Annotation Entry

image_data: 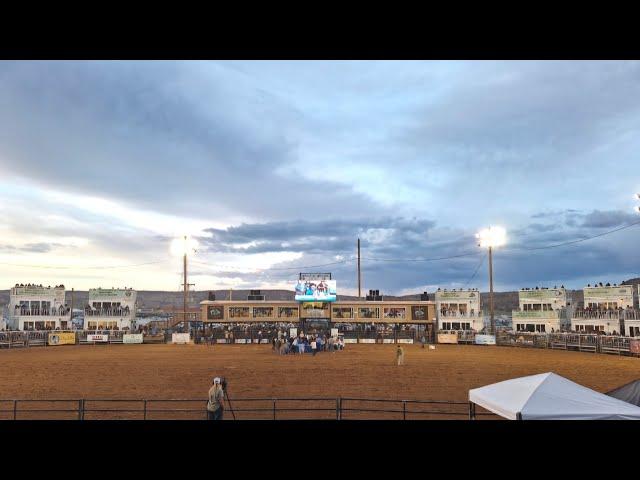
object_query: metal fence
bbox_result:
[496,332,638,356]
[0,397,498,420]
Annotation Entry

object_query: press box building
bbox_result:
[83,287,137,330]
[435,288,484,331]
[512,287,568,333]
[571,284,635,334]
[8,284,70,330]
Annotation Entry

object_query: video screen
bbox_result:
[294,279,337,302]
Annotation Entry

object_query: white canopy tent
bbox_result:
[468,372,640,420]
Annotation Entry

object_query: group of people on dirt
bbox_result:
[272,332,344,355]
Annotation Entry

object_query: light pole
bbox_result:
[476,226,507,335]
[635,193,640,213]
[170,235,198,336]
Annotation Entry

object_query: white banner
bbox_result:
[397,339,414,344]
[123,334,143,344]
[235,338,247,344]
[344,338,358,343]
[87,334,108,342]
[289,328,297,338]
[383,338,395,344]
[475,334,496,345]
[359,338,375,343]
[216,339,227,344]
[331,328,338,337]
[260,339,269,344]
[172,333,190,344]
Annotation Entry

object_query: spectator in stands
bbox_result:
[207,377,225,421]
[338,337,344,350]
[311,337,317,356]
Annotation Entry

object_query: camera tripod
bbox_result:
[221,379,236,420]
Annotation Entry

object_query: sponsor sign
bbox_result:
[206,305,224,321]
[344,338,358,344]
[260,339,269,344]
[172,333,190,344]
[519,289,565,300]
[216,339,227,344]
[475,334,496,345]
[383,338,395,344]
[123,333,144,344]
[48,332,76,346]
[411,306,429,321]
[359,338,375,343]
[436,291,478,300]
[397,339,414,344]
[87,334,108,342]
[584,286,633,298]
[235,338,248,344]
[295,279,337,302]
[331,328,339,337]
[437,333,459,344]
[630,339,640,355]
[299,273,331,281]
[289,328,298,338]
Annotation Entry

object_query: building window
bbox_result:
[278,307,298,318]
[383,308,406,319]
[229,307,250,318]
[358,307,380,319]
[332,307,353,319]
[253,307,274,318]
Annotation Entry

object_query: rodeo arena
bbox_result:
[2,274,640,421]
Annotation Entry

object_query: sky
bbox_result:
[0,60,639,294]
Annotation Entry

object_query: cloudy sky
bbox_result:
[1,60,639,294]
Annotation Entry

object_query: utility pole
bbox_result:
[70,287,74,329]
[357,238,362,299]
[488,246,495,335]
[182,236,195,336]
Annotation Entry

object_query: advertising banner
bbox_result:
[172,333,190,344]
[383,338,395,343]
[87,334,109,342]
[331,328,338,337]
[397,338,414,344]
[475,334,496,345]
[359,338,375,343]
[235,338,248,344]
[289,328,298,338]
[630,339,640,355]
[437,333,459,344]
[206,305,224,321]
[48,332,76,346]
[294,279,337,302]
[123,334,144,344]
[344,338,358,344]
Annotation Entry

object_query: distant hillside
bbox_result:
[1,277,637,312]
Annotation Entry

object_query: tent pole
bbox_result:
[468,401,476,420]
[516,412,523,421]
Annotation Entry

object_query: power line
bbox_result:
[463,252,487,288]
[0,259,170,270]
[361,252,480,263]
[505,218,640,252]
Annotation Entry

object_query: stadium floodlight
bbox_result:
[475,226,507,336]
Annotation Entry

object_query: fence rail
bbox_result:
[0,397,498,420]
[496,332,639,356]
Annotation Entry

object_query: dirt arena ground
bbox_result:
[1,344,638,419]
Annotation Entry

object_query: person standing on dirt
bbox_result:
[207,377,225,420]
[396,345,405,366]
[311,337,318,356]
[421,335,426,349]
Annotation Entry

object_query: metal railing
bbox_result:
[0,397,498,420]
[496,332,639,356]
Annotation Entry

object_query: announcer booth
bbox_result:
[200,293,301,344]
[331,298,436,344]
